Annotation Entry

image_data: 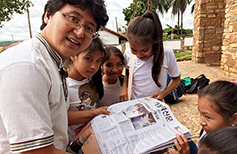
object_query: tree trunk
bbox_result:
[27,8,32,38]
[181,12,183,36]
[177,11,180,38]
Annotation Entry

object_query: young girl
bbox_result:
[198,126,237,154]
[171,80,237,154]
[120,10,181,102]
[97,46,125,107]
[65,37,111,142]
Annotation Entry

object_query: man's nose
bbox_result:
[73,26,85,38]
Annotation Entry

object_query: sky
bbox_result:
[0,0,194,42]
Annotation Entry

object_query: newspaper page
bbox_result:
[88,97,193,154]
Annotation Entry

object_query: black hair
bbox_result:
[198,126,237,154]
[87,37,105,99]
[92,67,103,99]
[102,46,125,65]
[40,0,108,31]
[198,80,237,124]
[126,10,164,87]
[64,37,105,99]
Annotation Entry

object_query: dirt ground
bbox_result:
[170,60,236,143]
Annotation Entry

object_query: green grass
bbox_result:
[175,51,192,61]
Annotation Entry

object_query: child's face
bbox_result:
[102,55,124,81]
[129,41,153,61]
[198,96,229,133]
[72,49,103,81]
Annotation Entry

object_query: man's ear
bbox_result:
[44,11,51,24]
[231,113,237,126]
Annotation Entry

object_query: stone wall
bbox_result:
[221,0,237,77]
[192,0,225,65]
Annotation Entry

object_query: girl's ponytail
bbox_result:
[144,11,164,87]
[127,11,164,87]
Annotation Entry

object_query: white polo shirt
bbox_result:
[125,46,181,100]
[0,36,68,153]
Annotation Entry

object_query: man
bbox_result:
[0,0,108,153]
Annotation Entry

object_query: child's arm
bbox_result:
[67,106,111,126]
[150,75,180,101]
[170,133,190,154]
[119,74,128,102]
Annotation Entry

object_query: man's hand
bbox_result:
[21,144,70,154]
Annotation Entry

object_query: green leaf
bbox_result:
[0,0,33,27]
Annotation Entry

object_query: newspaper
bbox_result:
[69,97,192,154]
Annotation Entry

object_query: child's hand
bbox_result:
[149,91,165,101]
[94,106,111,116]
[119,88,128,102]
[171,133,190,154]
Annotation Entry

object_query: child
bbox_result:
[65,37,111,142]
[97,46,125,107]
[171,80,237,154]
[120,10,181,102]
[198,126,237,154]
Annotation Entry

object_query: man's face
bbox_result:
[41,4,97,61]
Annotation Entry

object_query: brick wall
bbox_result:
[192,0,225,65]
[221,0,237,77]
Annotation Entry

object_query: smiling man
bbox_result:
[0,0,108,153]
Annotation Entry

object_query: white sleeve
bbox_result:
[0,63,54,152]
[164,46,181,77]
[124,48,132,69]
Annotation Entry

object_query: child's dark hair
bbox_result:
[90,38,105,99]
[64,37,105,99]
[198,80,237,124]
[40,0,108,31]
[102,46,125,65]
[198,126,237,154]
[126,10,164,87]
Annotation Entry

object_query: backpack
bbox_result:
[176,82,185,97]
[164,74,185,104]
[185,74,210,94]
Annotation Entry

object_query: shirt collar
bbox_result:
[35,33,63,69]
[35,33,68,101]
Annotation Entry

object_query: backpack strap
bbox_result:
[187,79,198,93]
[128,54,136,100]
[172,91,178,100]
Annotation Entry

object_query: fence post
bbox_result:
[180,36,185,52]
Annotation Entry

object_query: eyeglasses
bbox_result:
[59,10,99,39]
